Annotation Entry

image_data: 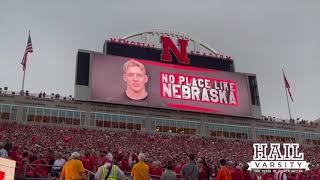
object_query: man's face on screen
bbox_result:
[124,66,148,93]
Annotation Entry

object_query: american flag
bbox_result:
[21,32,33,71]
[283,72,294,102]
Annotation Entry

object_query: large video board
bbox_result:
[90,53,252,116]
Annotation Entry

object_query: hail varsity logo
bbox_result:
[248,143,310,172]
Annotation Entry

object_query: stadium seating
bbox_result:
[0,122,319,179]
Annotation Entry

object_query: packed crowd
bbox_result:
[261,116,318,127]
[0,122,319,179]
[0,87,73,101]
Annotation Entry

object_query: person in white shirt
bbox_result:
[52,153,66,177]
[0,142,8,158]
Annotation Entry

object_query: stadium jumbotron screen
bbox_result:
[90,53,252,117]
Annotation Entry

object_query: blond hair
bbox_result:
[138,153,146,161]
[71,152,80,159]
[123,59,146,74]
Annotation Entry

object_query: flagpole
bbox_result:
[21,70,26,93]
[282,69,292,120]
[20,30,32,95]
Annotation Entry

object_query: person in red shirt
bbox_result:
[33,160,48,178]
[174,160,184,179]
[81,151,96,180]
[197,157,212,180]
[242,164,254,180]
[96,151,107,167]
[150,161,164,177]
[262,172,275,180]
[295,171,303,180]
[21,159,34,178]
[128,152,139,172]
[232,164,244,180]
[9,146,21,163]
[287,172,296,180]
[198,163,207,180]
[81,151,95,172]
[227,161,236,173]
[312,174,319,180]
[149,162,156,176]
[121,159,129,171]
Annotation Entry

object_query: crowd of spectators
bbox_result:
[0,122,319,179]
[261,116,318,127]
[0,87,73,100]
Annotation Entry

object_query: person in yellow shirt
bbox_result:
[131,153,149,180]
[60,152,87,180]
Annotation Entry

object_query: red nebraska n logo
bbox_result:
[160,36,190,64]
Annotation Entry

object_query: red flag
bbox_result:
[21,31,33,71]
[283,72,293,102]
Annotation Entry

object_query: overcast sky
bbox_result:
[0,0,319,120]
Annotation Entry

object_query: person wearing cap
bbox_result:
[60,152,86,180]
[131,153,150,180]
[181,153,199,180]
[94,152,125,180]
